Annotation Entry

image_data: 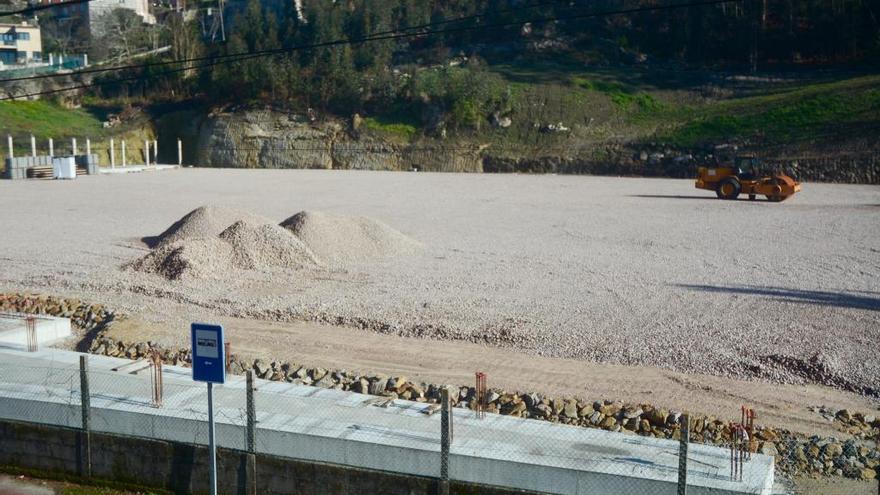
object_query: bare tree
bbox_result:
[91,9,165,63]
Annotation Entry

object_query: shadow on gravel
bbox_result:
[141,235,162,248]
[141,216,188,247]
[677,284,880,312]
[628,194,767,202]
[629,194,715,201]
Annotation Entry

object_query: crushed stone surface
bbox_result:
[1,169,878,395]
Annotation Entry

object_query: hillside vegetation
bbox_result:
[2,0,877,179]
[0,100,104,142]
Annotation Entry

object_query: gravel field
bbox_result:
[1,169,878,394]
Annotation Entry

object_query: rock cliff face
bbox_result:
[189,109,484,173]
[164,108,880,183]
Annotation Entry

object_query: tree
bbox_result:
[168,12,203,81]
[90,9,165,63]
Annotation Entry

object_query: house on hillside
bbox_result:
[0,22,42,66]
[35,0,155,36]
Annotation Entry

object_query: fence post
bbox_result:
[7,135,12,159]
[144,140,150,167]
[25,316,37,352]
[153,139,158,163]
[439,388,451,495]
[177,138,182,166]
[121,141,127,167]
[678,413,689,495]
[48,138,54,157]
[246,370,257,495]
[72,137,77,156]
[79,355,92,478]
[110,139,115,168]
[30,134,36,157]
[86,138,91,157]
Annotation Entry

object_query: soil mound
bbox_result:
[127,237,235,280]
[150,206,274,247]
[281,210,421,265]
[219,220,320,270]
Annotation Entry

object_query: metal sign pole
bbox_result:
[192,322,225,495]
[208,381,217,495]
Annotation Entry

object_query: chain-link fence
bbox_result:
[0,347,876,495]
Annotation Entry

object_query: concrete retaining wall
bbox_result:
[0,419,537,495]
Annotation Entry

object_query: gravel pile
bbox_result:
[130,206,415,279]
[219,220,320,270]
[127,237,235,280]
[281,210,422,265]
[130,219,321,280]
[151,205,275,247]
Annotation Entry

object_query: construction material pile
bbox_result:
[149,206,275,247]
[281,210,423,265]
[128,206,420,280]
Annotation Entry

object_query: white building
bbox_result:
[0,22,42,66]
[88,0,156,27]
[36,0,155,36]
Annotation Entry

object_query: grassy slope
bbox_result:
[0,100,156,169]
[0,100,105,142]
[487,61,880,151]
[367,57,879,156]
[661,75,880,147]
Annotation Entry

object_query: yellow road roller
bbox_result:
[695,156,801,202]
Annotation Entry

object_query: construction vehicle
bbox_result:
[695,155,801,202]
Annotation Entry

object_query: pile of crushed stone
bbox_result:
[150,205,275,247]
[219,220,319,270]
[129,206,420,280]
[281,210,422,265]
[127,237,235,280]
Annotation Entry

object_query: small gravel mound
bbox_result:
[127,237,235,280]
[219,220,320,270]
[151,206,274,247]
[281,210,422,265]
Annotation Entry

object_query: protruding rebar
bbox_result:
[150,350,164,408]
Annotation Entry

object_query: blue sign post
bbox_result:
[191,323,225,495]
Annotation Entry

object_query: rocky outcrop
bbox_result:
[190,109,483,172]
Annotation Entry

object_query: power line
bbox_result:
[0,0,751,101]
[0,0,572,83]
[1,0,744,87]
